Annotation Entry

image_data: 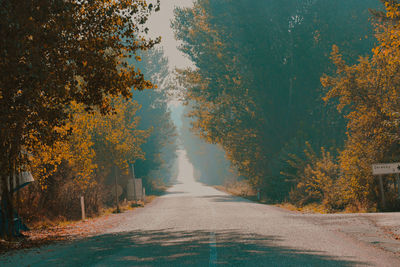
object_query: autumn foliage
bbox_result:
[0,0,160,238]
[19,96,150,221]
[318,0,400,210]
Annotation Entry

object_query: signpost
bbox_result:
[372,162,400,208]
[372,163,400,175]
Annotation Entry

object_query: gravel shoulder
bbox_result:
[299,212,400,255]
[216,183,400,256]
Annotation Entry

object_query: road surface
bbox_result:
[2,150,400,266]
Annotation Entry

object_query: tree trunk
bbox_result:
[0,124,23,240]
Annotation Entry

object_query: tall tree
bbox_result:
[173,0,377,200]
[0,0,159,239]
[132,49,178,190]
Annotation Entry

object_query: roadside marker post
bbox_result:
[80,196,85,221]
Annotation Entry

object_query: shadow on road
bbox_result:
[164,191,186,196]
[199,195,252,203]
[3,229,368,266]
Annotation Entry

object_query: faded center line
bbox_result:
[209,231,217,266]
[209,200,218,266]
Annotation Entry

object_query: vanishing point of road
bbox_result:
[3,150,400,266]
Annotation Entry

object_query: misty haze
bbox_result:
[2,0,400,266]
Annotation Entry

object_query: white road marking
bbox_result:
[209,231,217,266]
[209,197,218,266]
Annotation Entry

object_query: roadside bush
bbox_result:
[16,163,113,224]
[284,143,344,211]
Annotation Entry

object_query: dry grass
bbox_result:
[215,180,341,214]
[144,195,157,204]
[29,215,74,230]
[215,179,336,214]
[275,203,301,212]
[215,180,258,202]
[276,202,373,214]
[30,195,159,230]
[1,194,161,253]
[101,195,160,215]
[276,203,329,214]
[33,196,159,232]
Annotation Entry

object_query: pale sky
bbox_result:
[147,0,194,69]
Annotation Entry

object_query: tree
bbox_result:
[173,0,377,201]
[0,0,159,239]
[322,1,400,210]
[132,49,178,190]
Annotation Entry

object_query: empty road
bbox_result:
[2,150,400,266]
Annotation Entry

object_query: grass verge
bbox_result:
[215,180,334,214]
[0,194,160,253]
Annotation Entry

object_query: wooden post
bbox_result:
[142,187,146,202]
[397,173,400,199]
[80,196,85,221]
[379,174,385,209]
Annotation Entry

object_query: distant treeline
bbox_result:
[173,0,400,211]
[180,105,236,185]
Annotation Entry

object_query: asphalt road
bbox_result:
[2,150,400,266]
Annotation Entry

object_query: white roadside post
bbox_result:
[80,196,85,221]
[372,162,400,209]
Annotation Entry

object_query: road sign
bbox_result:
[372,162,400,175]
